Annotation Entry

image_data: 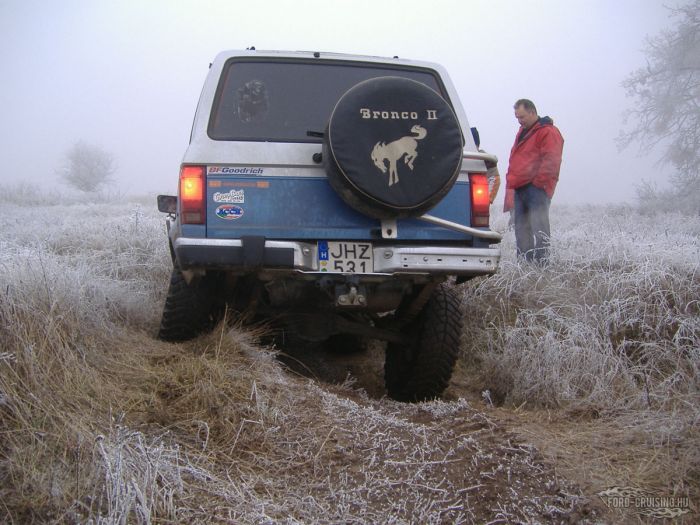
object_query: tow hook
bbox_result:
[336,285,367,307]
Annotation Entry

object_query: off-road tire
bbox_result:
[157,267,222,342]
[384,284,462,401]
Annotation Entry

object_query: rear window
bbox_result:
[208,58,447,142]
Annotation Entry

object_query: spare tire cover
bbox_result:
[323,76,464,219]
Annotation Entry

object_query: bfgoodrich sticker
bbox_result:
[215,205,244,220]
[208,166,264,175]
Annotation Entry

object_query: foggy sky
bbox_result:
[0,0,677,204]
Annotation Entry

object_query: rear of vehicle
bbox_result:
[158,50,501,401]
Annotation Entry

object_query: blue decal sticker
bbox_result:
[318,240,329,261]
[215,205,244,220]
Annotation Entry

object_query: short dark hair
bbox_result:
[514,99,537,113]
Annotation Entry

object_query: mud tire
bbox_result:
[384,284,462,402]
[323,76,463,219]
[157,267,222,342]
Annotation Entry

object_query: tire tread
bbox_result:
[385,284,462,401]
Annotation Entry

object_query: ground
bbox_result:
[1,197,696,523]
[276,340,691,524]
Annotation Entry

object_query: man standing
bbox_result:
[505,99,564,263]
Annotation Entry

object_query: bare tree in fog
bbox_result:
[58,141,116,193]
[619,0,699,213]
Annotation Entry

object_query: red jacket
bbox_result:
[504,117,563,210]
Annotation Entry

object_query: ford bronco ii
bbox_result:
[157,49,501,401]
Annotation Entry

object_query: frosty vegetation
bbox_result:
[58,141,117,193]
[0,185,697,523]
[619,0,700,215]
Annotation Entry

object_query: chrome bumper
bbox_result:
[173,238,500,276]
[374,245,499,274]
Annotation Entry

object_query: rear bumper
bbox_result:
[174,237,499,276]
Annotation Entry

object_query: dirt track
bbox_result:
[274,338,699,524]
[276,342,603,524]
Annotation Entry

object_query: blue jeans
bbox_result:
[514,184,551,262]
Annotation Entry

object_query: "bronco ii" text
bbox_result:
[360,109,438,120]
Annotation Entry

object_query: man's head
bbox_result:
[513,99,539,129]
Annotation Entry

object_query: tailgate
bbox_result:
[205,170,473,241]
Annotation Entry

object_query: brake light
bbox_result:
[179,165,205,224]
[469,173,490,227]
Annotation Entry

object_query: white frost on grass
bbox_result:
[0,199,170,331]
[0,190,694,522]
[468,205,699,412]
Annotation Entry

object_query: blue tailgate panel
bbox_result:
[206,177,472,241]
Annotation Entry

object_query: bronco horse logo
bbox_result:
[371,125,427,186]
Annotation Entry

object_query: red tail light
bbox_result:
[469,173,490,227]
[179,165,205,224]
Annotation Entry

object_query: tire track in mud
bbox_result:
[270,341,600,523]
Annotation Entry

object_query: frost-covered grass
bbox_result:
[1,202,170,331]
[464,204,699,409]
[0,191,173,521]
[0,185,697,522]
[461,203,700,492]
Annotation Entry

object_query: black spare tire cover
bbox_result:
[323,76,464,219]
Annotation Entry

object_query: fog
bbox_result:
[0,0,676,204]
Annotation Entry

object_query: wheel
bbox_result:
[323,76,464,219]
[157,267,223,342]
[384,284,462,401]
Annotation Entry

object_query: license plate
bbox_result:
[318,241,373,273]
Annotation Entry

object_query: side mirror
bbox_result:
[157,195,177,214]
